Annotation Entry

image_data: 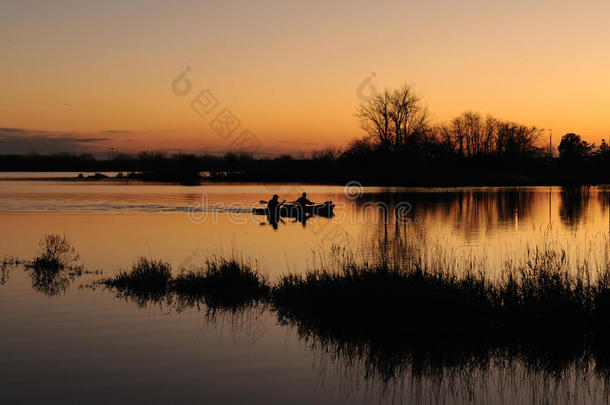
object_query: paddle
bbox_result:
[258,199,287,205]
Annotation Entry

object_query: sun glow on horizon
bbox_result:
[1,0,610,155]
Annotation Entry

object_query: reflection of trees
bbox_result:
[560,186,591,229]
[598,186,610,212]
[352,188,536,243]
[447,189,535,239]
[599,187,610,240]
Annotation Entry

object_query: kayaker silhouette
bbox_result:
[296,192,314,208]
[267,194,285,229]
[295,192,314,221]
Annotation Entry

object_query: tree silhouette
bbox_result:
[558,133,595,160]
[432,113,543,159]
[355,85,429,153]
[598,139,610,160]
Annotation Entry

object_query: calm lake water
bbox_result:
[2,178,610,404]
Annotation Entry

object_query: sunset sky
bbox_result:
[1,0,610,156]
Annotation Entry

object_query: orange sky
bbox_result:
[1,0,610,156]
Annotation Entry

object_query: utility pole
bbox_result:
[548,129,552,157]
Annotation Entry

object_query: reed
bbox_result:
[172,258,269,312]
[104,257,172,290]
[101,257,268,312]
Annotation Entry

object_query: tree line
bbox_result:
[348,84,608,162]
[2,84,610,185]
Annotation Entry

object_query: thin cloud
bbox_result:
[101,130,132,134]
[0,128,110,154]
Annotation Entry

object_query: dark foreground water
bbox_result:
[1,179,610,404]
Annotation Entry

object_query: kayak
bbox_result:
[253,201,335,218]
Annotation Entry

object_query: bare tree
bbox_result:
[495,122,543,159]
[450,111,492,157]
[482,114,497,154]
[390,86,429,150]
[356,87,543,159]
[436,112,543,159]
[356,85,429,153]
[356,90,393,150]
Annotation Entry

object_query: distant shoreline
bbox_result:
[2,153,610,187]
[1,175,609,188]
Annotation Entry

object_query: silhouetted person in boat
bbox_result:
[267,194,285,229]
[295,192,314,221]
[296,192,314,208]
[267,194,286,212]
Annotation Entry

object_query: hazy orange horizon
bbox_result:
[2,0,610,156]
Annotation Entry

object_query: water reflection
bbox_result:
[7,238,610,404]
[4,184,610,276]
[5,184,610,403]
[0,256,18,286]
[347,187,610,256]
[88,232,610,404]
[560,186,591,229]
[0,236,89,297]
[0,259,85,297]
[25,264,82,296]
[356,188,537,238]
[96,276,610,404]
[311,346,610,404]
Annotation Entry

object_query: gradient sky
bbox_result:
[1,0,609,156]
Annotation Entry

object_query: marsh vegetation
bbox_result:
[88,232,610,388]
[6,232,610,403]
[0,235,88,296]
[100,257,269,313]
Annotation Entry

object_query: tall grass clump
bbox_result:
[25,234,83,296]
[101,257,268,312]
[173,258,269,313]
[101,257,172,306]
[272,242,610,349]
[27,234,82,272]
[497,247,595,342]
[104,257,173,289]
[272,264,496,347]
[174,259,268,297]
[269,245,608,381]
